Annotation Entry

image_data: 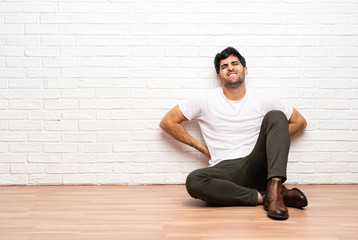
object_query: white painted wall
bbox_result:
[0,0,357,185]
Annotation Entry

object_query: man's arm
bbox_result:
[288,108,307,137]
[159,105,210,158]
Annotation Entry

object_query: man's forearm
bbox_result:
[161,122,204,153]
[159,105,210,158]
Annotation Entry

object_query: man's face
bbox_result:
[217,55,247,89]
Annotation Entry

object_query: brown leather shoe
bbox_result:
[263,179,289,220]
[282,185,308,208]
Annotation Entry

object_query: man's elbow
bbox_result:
[301,118,307,131]
[159,117,172,132]
[159,119,167,131]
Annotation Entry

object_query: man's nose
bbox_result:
[228,64,234,71]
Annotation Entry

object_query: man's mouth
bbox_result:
[228,72,237,77]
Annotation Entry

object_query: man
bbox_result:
[159,47,308,220]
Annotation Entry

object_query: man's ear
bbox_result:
[244,67,248,76]
[216,74,222,83]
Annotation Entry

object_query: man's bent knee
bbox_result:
[263,110,288,126]
[185,170,205,199]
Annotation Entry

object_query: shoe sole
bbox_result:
[267,212,289,220]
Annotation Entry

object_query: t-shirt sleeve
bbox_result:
[256,88,293,120]
[271,96,293,120]
[178,95,202,121]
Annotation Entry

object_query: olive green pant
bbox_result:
[185,110,290,206]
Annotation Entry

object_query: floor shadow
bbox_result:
[182,199,215,208]
[182,199,248,208]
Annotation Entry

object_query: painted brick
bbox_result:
[0,111,26,120]
[96,110,130,120]
[28,111,61,121]
[11,164,44,174]
[22,3,57,13]
[6,57,40,68]
[0,3,22,13]
[28,175,62,185]
[61,68,95,78]
[0,164,9,174]
[299,174,332,184]
[78,79,112,88]
[97,174,130,184]
[9,121,42,131]
[0,100,8,110]
[165,173,187,184]
[42,36,75,46]
[96,132,129,142]
[6,36,40,46]
[0,133,26,142]
[43,144,78,153]
[45,164,78,174]
[79,121,112,131]
[113,142,146,152]
[62,89,95,99]
[1,68,25,78]
[25,24,59,35]
[44,100,78,110]
[44,80,77,89]
[95,153,130,163]
[25,48,58,57]
[131,174,165,185]
[0,24,24,35]
[113,163,147,174]
[0,154,27,163]
[316,163,350,173]
[332,174,358,184]
[27,90,60,99]
[40,14,73,24]
[62,111,95,120]
[0,175,27,185]
[62,174,96,185]
[62,133,96,143]
[60,47,95,57]
[317,142,351,152]
[78,143,112,153]
[79,164,112,173]
[28,154,61,163]
[62,153,96,163]
[95,89,130,100]
[28,133,61,142]
[43,121,78,131]
[147,163,182,173]
[43,58,77,68]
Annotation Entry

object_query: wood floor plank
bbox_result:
[0,185,357,239]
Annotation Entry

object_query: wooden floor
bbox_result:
[0,185,357,240]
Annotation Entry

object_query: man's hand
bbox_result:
[160,105,210,159]
[198,144,211,159]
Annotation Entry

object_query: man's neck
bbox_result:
[222,82,247,101]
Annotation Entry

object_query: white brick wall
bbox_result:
[0,0,357,185]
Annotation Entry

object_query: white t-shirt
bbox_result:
[179,87,293,166]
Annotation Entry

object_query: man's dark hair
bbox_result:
[214,47,246,74]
